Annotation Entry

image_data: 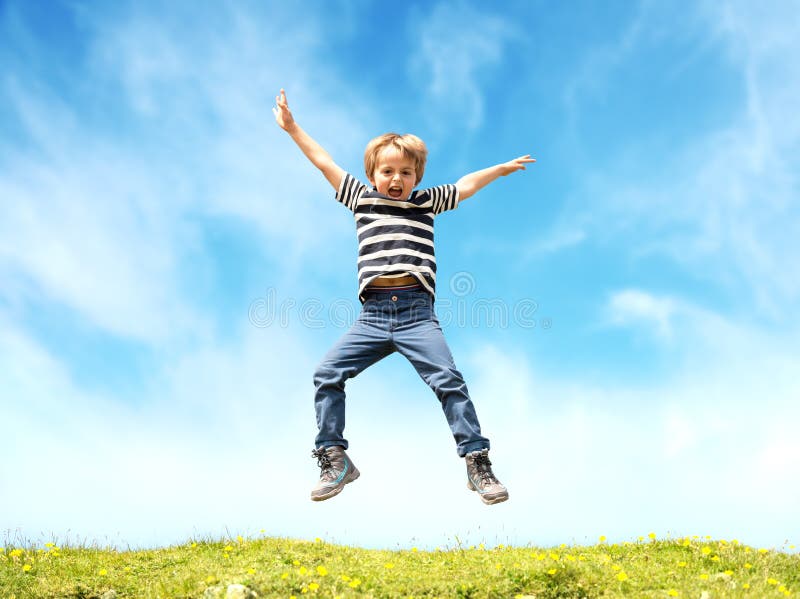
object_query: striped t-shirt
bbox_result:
[336,173,460,301]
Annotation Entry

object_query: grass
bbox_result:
[1,533,798,598]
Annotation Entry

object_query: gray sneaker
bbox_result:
[310,446,360,501]
[465,449,508,505]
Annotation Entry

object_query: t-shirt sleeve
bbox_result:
[427,184,460,215]
[335,172,369,213]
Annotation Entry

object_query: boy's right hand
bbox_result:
[273,88,295,131]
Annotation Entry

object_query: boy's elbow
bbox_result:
[456,182,475,201]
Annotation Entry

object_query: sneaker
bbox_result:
[465,449,508,505]
[310,446,360,501]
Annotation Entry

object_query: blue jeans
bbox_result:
[313,287,490,457]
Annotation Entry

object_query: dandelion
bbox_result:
[549,553,560,561]
[299,566,308,575]
[743,583,751,589]
[711,556,720,562]
[724,570,734,576]
[547,568,557,575]
[206,575,217,584]
[99,569,108,576]
[599,535,607,543]
[316,565,328,576]
[281,572,289,580]
[768,578,779,585]
[384,562,395,569]
[677,561,687,568]
[309,582,319,591]
[237,535,244,544]
[744,563,752,569]
[45,543,54,548]
[616,572,629,582]
[566,555,576,562]
[759,548,769,554]
[348,578,361,588]
[340,575,351,582]
[667,590,679,597]
[293,560,301,566]
[701,547,712,555]
[699,574,709,580]
[412,547,418,553]
[315,537,322,543]
[648,532,657,541]
[124,566,132,573]
[191,542,198,548]
[10,549,23,558]
[224,545,234,552]
[22,564,32,572]
[248,568,257,575]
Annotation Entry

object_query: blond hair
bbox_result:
[364,133,428,185]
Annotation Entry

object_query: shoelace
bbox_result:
[311,448,333,475]
[474,453,499,484]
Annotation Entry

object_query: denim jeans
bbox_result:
[313,287,490,457]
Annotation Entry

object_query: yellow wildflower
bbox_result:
[744,563,752,569]
[309,582,319,591]
[237,535,244,544]
[248,568,256,575]
[743,583,750,589]
[10,549,23,558]
[547,568,557,575]
[22,564,32,572]
[412,547,418,553]
[768,578,779,585]
[45,543,54,548]
[616,572,628,582]
[701,547,712,555]
[206,576,217,584]
[281,572,289,579]
[340,575,350,582]
[648,532,656,540]
[711,556,720,562]
[316,565,328,576]
[224,545,234,552]
[699,574,709,580]
[293,560,301,566]
[724,569,733,576]
[348,578,361,588]
[384,562,395,569]
[667,590,679,597]
[191,542,198,548]
[677,561,687,568]
[549,553,560,561]
[99,569,108,576]
[599,535,607,543]
[759,548,769,554]
[299,566,308,575]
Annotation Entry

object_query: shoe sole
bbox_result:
[311,467,360,502]
[467,480,509,505]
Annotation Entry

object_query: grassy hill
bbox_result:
[2,533,797,598]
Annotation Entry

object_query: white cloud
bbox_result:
[606,289,678,341]
[409,0,521,132]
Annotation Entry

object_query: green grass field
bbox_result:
[2,533,797,598]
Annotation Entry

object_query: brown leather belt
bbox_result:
[367,275,418,287]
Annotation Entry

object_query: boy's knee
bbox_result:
[313,361,346,388]
[426,366,466,397]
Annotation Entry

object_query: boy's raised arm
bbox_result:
[455,155,536,201]
[273,89,345,191]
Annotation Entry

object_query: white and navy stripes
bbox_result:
[336,173,459,301]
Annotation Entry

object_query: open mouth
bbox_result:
[388,186,403,198]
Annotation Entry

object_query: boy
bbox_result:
[273,89,534,505]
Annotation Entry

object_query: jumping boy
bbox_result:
[273,89,534,505]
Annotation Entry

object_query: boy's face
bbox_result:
[368,146,417,200]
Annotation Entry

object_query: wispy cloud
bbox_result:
[557,0,800,320]
[408,0,521,132]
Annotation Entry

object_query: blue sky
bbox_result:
[2,0,799,551]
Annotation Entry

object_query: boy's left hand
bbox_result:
[500,155,536,176]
